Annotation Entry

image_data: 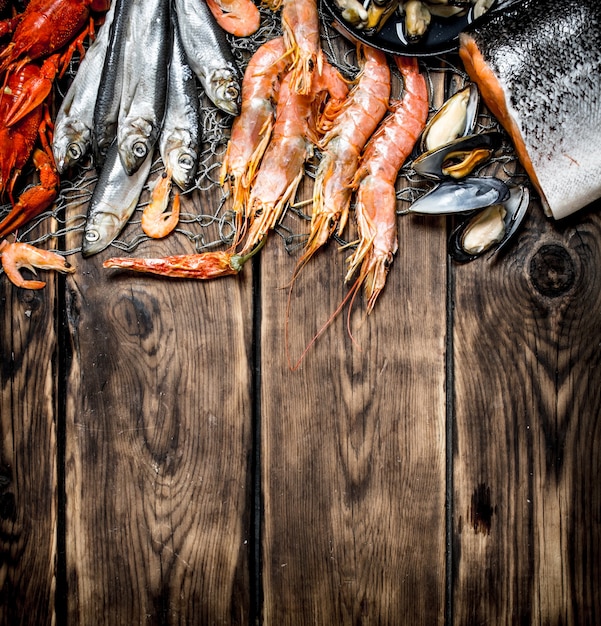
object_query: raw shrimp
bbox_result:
[0,240,75,289]
[220,36,290,228]
[205,0,261,37]
[345,55,428,312]
[239,61,348,255]
[297,44,391,271]
[141,174,180,239]
[281,0,322,95]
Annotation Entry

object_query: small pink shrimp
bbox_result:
[0,239,75,289]
[297,44,391,271]
[220,36,290,224]
[205,0,261,38]
[345,55,429,312]
[141,173,181,239]
[281,0,322,95]
[239,61,348,255]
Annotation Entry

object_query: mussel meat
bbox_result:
[449,185,530,262]
[406,176,510,215]
[366,0,401,32]
[333,0,369,28]
[412,131,503,180]
[420,83,480,153]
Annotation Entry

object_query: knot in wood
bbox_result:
[529,244,575,297]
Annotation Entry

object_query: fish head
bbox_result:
[52,120,91,174]
[82,208,127,257]
[206,66,241,116]
[117,117,157,176]
[163,134,198,191]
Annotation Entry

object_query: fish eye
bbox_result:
[68,144,82,160]
[178,155,194,170]
[133,142,148,158]
[225,86,239,101]
[85,230,100,242]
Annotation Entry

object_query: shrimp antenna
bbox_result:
[286,268,364,372]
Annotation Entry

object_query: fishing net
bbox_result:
[0,1,526,269]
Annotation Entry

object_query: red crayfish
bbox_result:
[0,0,110,240]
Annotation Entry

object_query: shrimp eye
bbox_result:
[133,142,148,158]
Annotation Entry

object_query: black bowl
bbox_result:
[321,0,497,57]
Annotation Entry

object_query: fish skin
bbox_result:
[459,0,601,219]
[93,0,133,167]
[52,0,116,173]
[82,141,153,257]
[117,0,171,176]
[174,0,242,115]
[159,13,201,191]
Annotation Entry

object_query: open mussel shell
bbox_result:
[407,176,510,215]
[420,83,480,153]
[449,185,530,262]
[412,131,503,180]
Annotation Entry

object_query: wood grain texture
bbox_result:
[260,176,448,624]
[452,197,601,624]
[0,244,58,626]
[63,197,254,624]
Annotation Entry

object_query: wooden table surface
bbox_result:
[1,5,600,625]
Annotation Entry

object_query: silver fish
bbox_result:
[158,13,201,191]
[174,0,241,115]
[52,0,116,173]
[82,141,153,257]
[93,0,132,167]
[459,0,601,219]
[117,0,171,175]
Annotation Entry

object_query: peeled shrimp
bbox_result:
[345,55,428,312]
[0,240,75,290]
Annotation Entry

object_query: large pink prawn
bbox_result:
[345,55,429,312]
[264,0,322,95]
[220,36,290,233]
[295,44,391,273]
[238,60,348,255]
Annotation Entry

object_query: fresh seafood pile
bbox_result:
[459,0,601,219]
[332,0,493,39]
[0,0,111,243]
[104,13,431,322]
[2,0,600,370]
[405,81,529,261]
[53,0,248,257]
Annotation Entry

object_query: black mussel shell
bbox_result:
[449,185,530,262]
[407,176,510,215]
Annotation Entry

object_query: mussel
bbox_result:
[366,0,401,32]
[412,131,503,180]
[406,176,510,215]
[419,83,480,153]
[449,185,530,262]
[333,0,369,29]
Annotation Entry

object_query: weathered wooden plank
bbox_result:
[63,189,254,623]
[452,198,601,623]
[260,162,448,623]
[0,243,58,625]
